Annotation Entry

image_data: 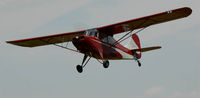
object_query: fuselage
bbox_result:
[72,35,135,60]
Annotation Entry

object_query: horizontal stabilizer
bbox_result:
[134,46,161,52]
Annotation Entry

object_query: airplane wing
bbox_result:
[7,30,85,47]
[97,7,192,35]
[7,7,192,47]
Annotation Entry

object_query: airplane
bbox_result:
[7,7,192,73]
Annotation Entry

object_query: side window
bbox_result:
[99,33,115,45]
[85,29,99,38]
[85,31,89,36]
[91,31,98,37]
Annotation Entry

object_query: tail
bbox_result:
[125,34,142,59]
[125,34,161,59]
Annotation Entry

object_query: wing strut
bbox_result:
[113,18,152,46]
[117,27,148,44]
[112,26,148,47]
[39,38,79,53]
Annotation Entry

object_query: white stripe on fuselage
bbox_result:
[125,38,138,49]
[115,48,135,60]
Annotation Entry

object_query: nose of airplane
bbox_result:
[72,35,89,52]
[72,36,79,43]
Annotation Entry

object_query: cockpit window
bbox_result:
[99,32,115,45]
[100,36,116,45]
[85,29,98,38]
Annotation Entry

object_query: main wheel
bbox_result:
[76,65,83,73]
[103,60,109,68]
[137,60,141,67]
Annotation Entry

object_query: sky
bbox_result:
[0,0,200,98]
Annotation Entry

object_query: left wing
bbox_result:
[7,30,84,47]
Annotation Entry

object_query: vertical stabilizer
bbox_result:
[125,34,141,49]
[125,34,142,59]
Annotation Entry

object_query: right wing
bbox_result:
[97,7,192,35]
[7,30,85,47]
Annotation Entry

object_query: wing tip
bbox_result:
[6,40,32,47]
[182,7,192,17]
[6,40,17,45]
[6,40,13,44]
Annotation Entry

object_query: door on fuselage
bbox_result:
[98,31,119,59]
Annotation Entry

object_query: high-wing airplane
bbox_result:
[7,7,192,73]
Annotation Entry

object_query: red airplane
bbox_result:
[7,7,192,73]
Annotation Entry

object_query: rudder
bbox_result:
[125,34,142,59]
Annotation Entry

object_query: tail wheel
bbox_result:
[103,60,109,68]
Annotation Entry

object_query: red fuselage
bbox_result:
[72,35,135,60]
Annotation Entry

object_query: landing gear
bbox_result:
[136,60,141,67]
[103,60,109,68]
[76,55,91,73]
[132,51,142,67]
[76,65,83,73]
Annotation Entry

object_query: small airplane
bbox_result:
[7,7,192,73]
